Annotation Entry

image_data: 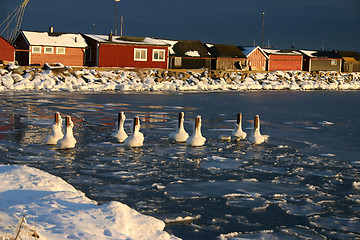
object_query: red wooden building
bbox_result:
[0,35,15,63]
[263,49,303,71]
[83,34,170,69]
[13,29,87,66]
[238,46,268,71]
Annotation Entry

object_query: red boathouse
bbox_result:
[13,29,87,66]
[263,49,303,71]
[0,35,15,63]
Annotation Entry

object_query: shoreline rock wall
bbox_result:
[1,65,360,92]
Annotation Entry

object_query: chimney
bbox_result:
[108,32,113,42]
[49,26,54,34]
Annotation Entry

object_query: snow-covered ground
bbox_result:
[1,63,360,92]
[0,164,179,240]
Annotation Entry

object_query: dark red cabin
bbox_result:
[83,34,169,69]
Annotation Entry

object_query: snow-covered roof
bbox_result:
[263,49,302,55]
[160,39,178,54]
[238,46,268,58]
[299,50,317,57]
[22,31,87,48]
[185,50,200,57]
[84,34,169,46]
[299,50,342,58]
[240,46,256,56]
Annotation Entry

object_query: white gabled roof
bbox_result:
[161,39,178,54]
[22,30,87,48]
[84,34,169,46]
[240,46,269,59]
[298,50,318,57]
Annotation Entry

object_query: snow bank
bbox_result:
[1,65,360,92]
[0,165,179,240]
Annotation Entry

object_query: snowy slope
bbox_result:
[0,165,179,240]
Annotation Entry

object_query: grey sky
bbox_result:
[1,0,359,51]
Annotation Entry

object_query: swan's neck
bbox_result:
[65,126,74,136]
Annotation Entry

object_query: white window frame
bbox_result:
[134,48,147,61]
[56,47,66,54]
[32,46,41,53]
[44,47,54,54]
[152,49,165,62]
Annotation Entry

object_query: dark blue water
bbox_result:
[1,91,359,239]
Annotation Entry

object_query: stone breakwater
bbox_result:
[1,66,360,92]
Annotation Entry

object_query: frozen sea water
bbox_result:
[0,91,359,239]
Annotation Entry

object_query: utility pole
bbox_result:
[262,12,265,48]
[114,0,120,35]
[121,16,123,37]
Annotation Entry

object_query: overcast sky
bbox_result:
[1,0,359,51]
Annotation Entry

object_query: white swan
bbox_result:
[186,115,206,147]
[169,112,189,142]
[124,116,144,147]
[57,116,77,149]
[249,115,269,145]
[231,113,247,140]
[44,112,64,145]
[112,112,128,143]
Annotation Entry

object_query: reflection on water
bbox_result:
[0,91,360,239]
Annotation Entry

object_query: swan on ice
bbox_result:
[124,116,144,147]
[57,116,77,149]
[231,113,247,140]
[186,115,206,147]
[249,115,269,145]
[169,112,189,142]
[44,112,64,145]
[112,112,128,143]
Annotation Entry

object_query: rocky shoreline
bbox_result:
[1,64,360,92]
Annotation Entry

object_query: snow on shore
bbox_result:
[1,64,360,92]
[0,164,179,240]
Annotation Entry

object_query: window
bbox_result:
[153,49,165,61]
[134,48,147,61]
[56,47,65,54]
[32,46,41,53]
[331,60,337,66]
[174,57,182,67]
[44,47,54,54]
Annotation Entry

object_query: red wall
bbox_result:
[268,55,303,71]
[30,47,85,66]
[98,44,168,69]
[0,36,15,62]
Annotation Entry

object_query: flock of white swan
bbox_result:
[44,111,269,149]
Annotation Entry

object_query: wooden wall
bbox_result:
[268,55,303,71]
[97,44,168,69]
[30,47,85,66]
[0,36,15,62]
[307,58,342,71]
[214,58,246,70]
[247,49,267,71]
